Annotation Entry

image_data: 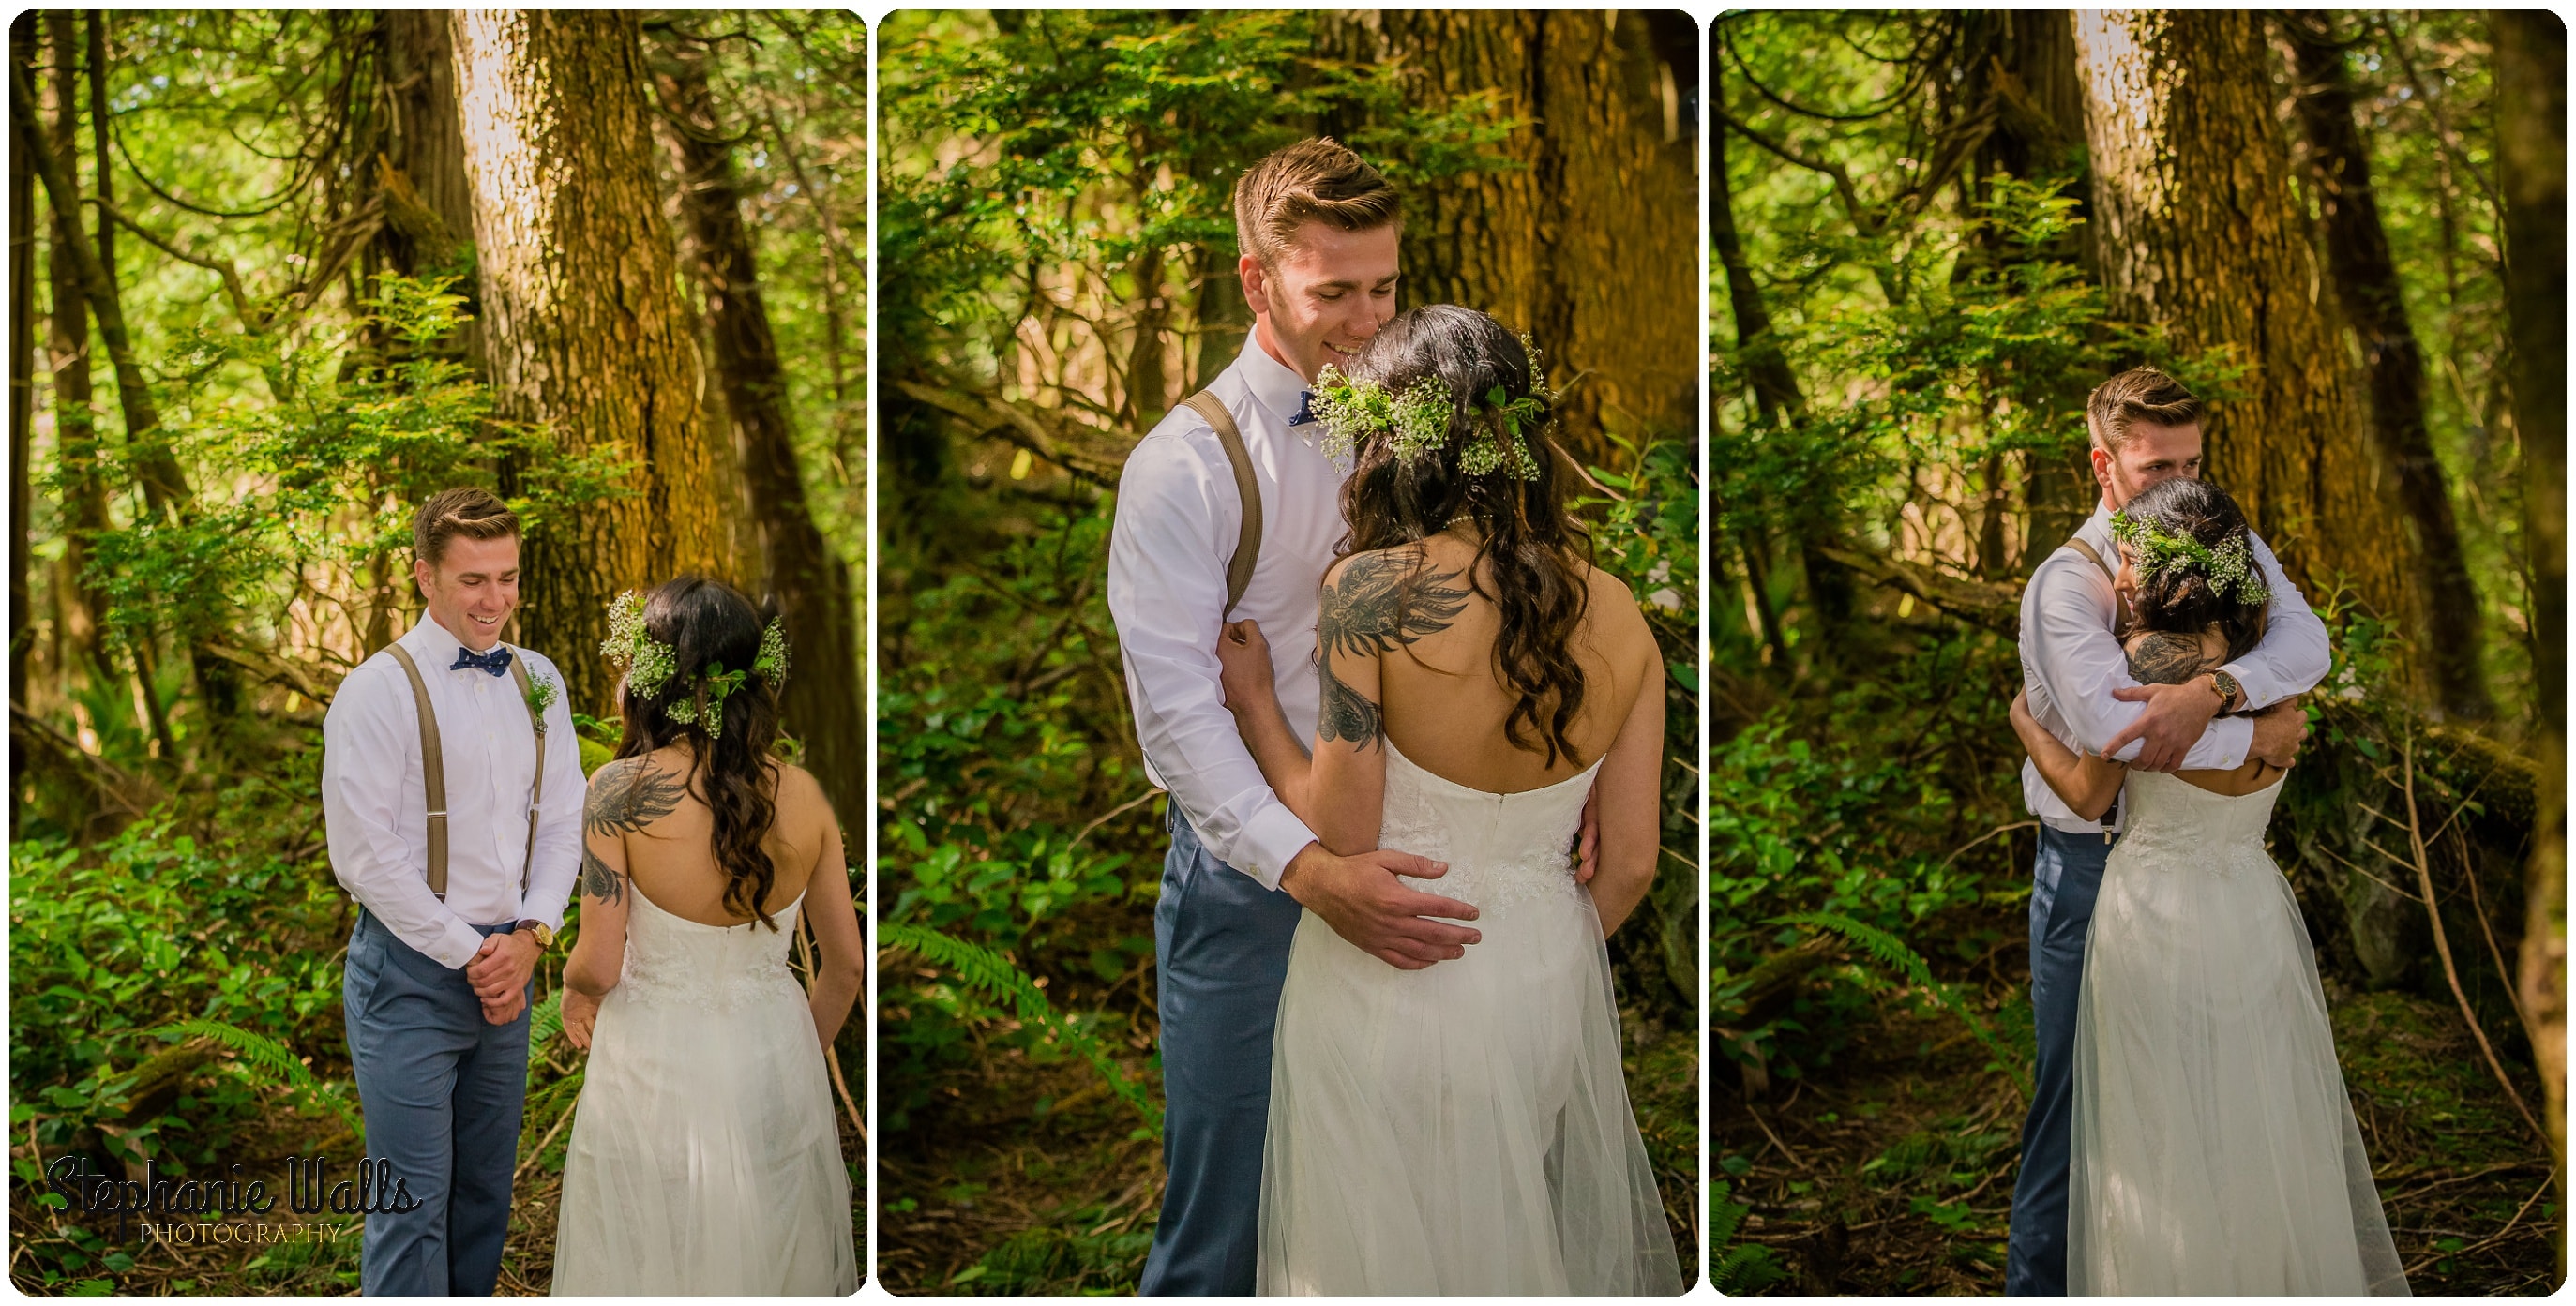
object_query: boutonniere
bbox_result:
[524,669,559,730]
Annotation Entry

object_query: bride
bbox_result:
[550,578,863,1295]
[2010,477,2407,1296]
[1213,305,1684,1295]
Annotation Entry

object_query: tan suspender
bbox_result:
[1182,389,1263,617]
[383,643,547,900]
[2064,535,2115,580]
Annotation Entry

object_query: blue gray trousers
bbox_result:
[341,908,533,1297]
[1137,808,1305,1297]
[2004,824,2119,1297]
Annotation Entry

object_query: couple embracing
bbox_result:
[1107,139,1684,1295]
[320,488,862,1295]
[2002,368,2409,1295]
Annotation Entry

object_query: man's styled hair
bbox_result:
[1232,137,1401,269]
[413,487,520,570]
[2086,367,2206,453]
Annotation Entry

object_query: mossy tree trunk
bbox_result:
[2071,11,2414,630]
[2495,6,2566,1217]
[449,9,736,715]
[1316,10,1699,467]
[2282,13,2492,722]
[653,38,867,831]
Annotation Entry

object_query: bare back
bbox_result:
[596,746,836,926]
[1371,533,1656,794]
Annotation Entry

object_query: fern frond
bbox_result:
[1773,910,2031,1099]
[146,1019,361,1134]
[880,923,1162,1134]
[529,990,565,1051]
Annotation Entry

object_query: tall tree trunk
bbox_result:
[2282,13,2492,721]
[8,14,33,720]
[9,52,182,522]
[38,13,105,692]
[2071,12,2413,630]
[650,40,866,828]
[1711,111,1801,428]
[2496,7,2566,1220]
[1966,9,2096,557]
[1316,11,1697,466]
[448,10,734,715]
[383,9,475,273]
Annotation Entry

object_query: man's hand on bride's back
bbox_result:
[1278,842,1481,970]
[2102,676,2226,772]
[2249,697,2309,770]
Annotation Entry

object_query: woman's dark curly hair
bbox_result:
[2117,477,2267,665]
[1336,304,1594,767]
[613,576,786,930]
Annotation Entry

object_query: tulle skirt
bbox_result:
[2070,839,2407,1296]
[550,977,858,1296]
[1255,889,1683,1296]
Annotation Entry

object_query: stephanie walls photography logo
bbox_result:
[43,1153,418,1244]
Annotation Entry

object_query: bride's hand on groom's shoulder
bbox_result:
[1215,620,1275,713]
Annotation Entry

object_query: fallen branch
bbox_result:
[1811,544,2021,634]
[2402,730,2546,1145]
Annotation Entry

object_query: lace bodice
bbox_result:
[2111,769,2286,869]
[1380,742,1603,916]
[613,888,808,1014]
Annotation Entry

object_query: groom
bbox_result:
[321,488,585,1295]
[1108,139,1502,1296]
[2002,368,2329,1295]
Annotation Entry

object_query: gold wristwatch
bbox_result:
[2209,669,2242,714]
[519,920,556,950]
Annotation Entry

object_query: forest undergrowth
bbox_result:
[1716,938,2560,1295]
[875,883,1702,1296]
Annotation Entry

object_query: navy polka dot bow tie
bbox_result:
[452,645,514,677]
[1289,390,1318,426]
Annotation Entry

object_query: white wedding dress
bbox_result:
[2071,770,2408,1295]
[1256,743,1684,1296]
[550,890,858,1296]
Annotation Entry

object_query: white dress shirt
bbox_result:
[322,614,586,967]
[1108,334,1346,890]
[2020,502,2331,833]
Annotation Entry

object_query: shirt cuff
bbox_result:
[515,897,565,935]
[426,917,490,970]
[2195,716,2253,771]
[1234,804,1320,893]
[2217,659,2280,712]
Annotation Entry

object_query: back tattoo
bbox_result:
[1317,549,1469,749]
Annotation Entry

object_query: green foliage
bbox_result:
[880,923,1161,1136]
[1712,1178,1788,1293]
[1574,436,1703,1013]
[143,1018,358,1135]
[68,275,634,662]
[881,9,1520,366]
[1777,911,2029,1097]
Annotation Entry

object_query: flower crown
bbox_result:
[2108,512,2271,607]
[601,591,791,740]
[1309,335,1552,481]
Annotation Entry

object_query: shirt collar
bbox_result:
[401,612,505,668]
[1233,331,1312,433]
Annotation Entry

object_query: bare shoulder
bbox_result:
[583,754,689,834]
[1320,545,1474,652]
[771,760,827,813]
[1577,563,1653,644]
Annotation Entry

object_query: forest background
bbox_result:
[6,10,868,1294]
[1710,10,2565,1295]
[872,8,1702,1293]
